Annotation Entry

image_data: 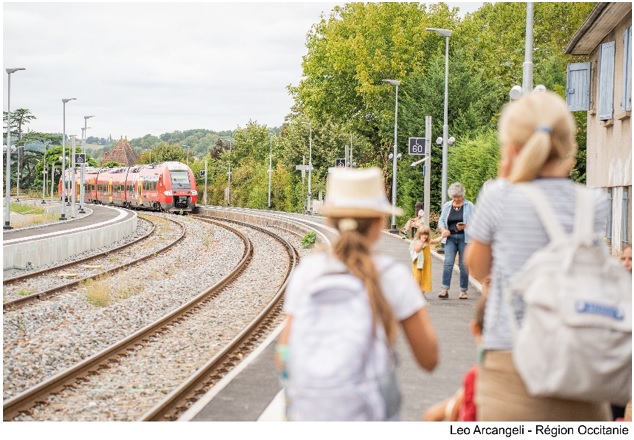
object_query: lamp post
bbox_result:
[41,140,51,204]
[227,141,232,206]
[80,116,94,214]
[268,135,273,209]
[382,79,400,232]
[69,134,78,217]
[15,144,24,202]
[60,98,76,221]
[50,162,55,202]
[4,67,25,230]
[303,122,313,214]
[426,27,452,206]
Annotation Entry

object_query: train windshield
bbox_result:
[170,171,191,189]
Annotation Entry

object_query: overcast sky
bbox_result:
[3,1,483,141]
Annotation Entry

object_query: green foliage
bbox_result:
[101,161,124,168]
[301,231,317,249]
[6,3,598,212]
[447,129,501,202]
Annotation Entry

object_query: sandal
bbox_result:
[438,290,449,300]
[459,291,468,300]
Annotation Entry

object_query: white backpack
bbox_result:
[286,268,399,421]
[507,184,632,405]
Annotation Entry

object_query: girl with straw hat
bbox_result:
[275,167,438,421]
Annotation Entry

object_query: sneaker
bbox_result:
[438,289,449,300]
[459,291,468,300]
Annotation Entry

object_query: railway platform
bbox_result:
[2,202,136,271]
[182,227,483,422]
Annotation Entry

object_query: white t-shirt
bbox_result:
[283,252,426,320]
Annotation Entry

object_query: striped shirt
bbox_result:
[468,178,608,350]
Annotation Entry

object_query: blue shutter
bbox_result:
[567,62,591,111]
[599,41,616,120]
[622,27,632,112]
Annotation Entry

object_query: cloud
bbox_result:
[4,2,482,140]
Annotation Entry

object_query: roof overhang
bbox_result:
[565,2,632,55]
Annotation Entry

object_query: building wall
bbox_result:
[585,15,632,251]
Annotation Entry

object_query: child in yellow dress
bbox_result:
[409,225,443,296]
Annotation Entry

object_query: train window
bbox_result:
[170,171,191,189]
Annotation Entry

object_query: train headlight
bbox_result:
[191,190,197,195]
[164,190,173,196]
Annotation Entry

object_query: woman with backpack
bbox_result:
[275,167,438,421]
[464,90,614,421]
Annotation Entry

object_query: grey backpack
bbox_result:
[508,184,632,405]
[286,270,399,421]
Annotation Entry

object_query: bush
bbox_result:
[301,231,317,249]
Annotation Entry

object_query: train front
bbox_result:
[161,162,197,212]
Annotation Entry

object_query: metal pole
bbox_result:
[80,116,93,213]
[80,127,86,213]
[441,35,450,207]
[308,125,312,214]
[60,98,76,221]
[4,73,13,229]
[522,2,534,94]
[50,162,54,202]
[227,141,232,206]
[268,136,272,209]
[204,160,208,205]
[391,83,399,231]
[16,145,20,201]
[424,116,432,226]
[4,68,25,229]
[42,141,48,203]
[70,135,77,218]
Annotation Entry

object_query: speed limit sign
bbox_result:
[408,137,427,156]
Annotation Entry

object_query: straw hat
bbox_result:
[319,167,404,218]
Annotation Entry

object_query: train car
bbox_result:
[58,161,197,213]
[59,166,100,202]
[140,161,197,212]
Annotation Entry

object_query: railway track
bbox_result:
[3,217,299,421]
[2,215,185,310]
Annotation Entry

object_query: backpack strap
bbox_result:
[515,183,565,241]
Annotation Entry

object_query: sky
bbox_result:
[3,1,484,141]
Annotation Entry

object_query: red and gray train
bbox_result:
[59,161,198,212]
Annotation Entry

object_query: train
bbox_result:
[58,161,198,213]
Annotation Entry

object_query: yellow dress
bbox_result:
[411,241,432,293]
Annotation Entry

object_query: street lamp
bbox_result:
[227,141,232,206]
[41,140,51,204]
[303,122,313,214]
[4,67,25,230]
[15,144,24,202]
[426,27,452,206]
[69,134,78,217]
[60,98,76,221]
[268,135,273,209]
[382,78,400,232]
[80,115,94,214]
[182,144,191,164]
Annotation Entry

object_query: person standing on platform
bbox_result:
[409,225,443,298]
[275,167,438,421]
[437,182,475,300]
[465,90,612,421]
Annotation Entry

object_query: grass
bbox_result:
[7,201,60,228]
[83,279,111,307]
